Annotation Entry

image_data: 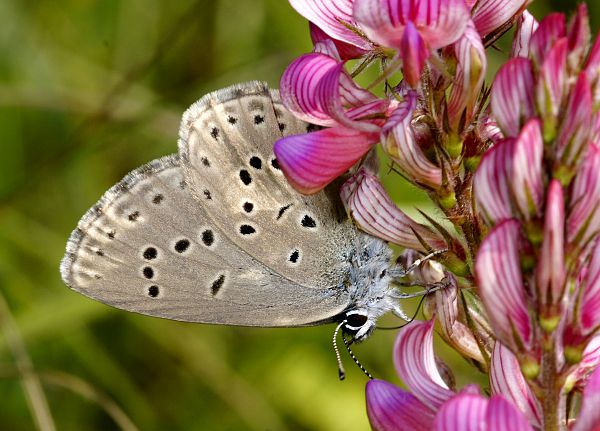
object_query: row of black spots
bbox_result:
[249,156,262,169]
[239,169,252,185]
[301,215,317,229]
[271,158,281,170]
[277,203,293,220]
[128,211,140,222]
[211,274,225,296]
[254,114,265,125]
[239,224,256,235]
[227,116,238,125]
[201,229,214,247]
[153,193,164,204]
[203,189,212,200]
[289,249,300,264]
[243,201,254,213]
[148,285,160,298]
[143,266,154,279]
[210,127,219,140]
[200,156,210,167]
[174,239,190,253]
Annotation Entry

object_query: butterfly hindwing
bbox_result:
[60,155,351,326]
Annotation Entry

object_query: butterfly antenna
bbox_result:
[333,320,347,380]
[342,333,373,380]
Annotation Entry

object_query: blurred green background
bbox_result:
[0,1,596,430]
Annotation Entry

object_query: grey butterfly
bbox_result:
[60,81,415,343]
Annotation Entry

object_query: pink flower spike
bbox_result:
[486,396,535,431]
[572,366,600,431]
[447,20,486,129]
[476,220,533,351]
[535,180,566,321]
[471,0,530,40]
[568,143,600,247]
[511,10,539,58]
[511,118,544,221]
[535,37,568,136]
[399,21,429,87]
[340,169,446,252]
[274,127,375,194]
[309,22,366,60]
[381,91,442,188]
[580,239,600,335]
[352,0,469,51]
[491,58,535,138]
[567,4,591,72]
[529,13,566,67]
[557,73,593,168]
[490,342,542,427]
[473,139,514,225]
[288,0,371,50]
[393,320,454,410]
[434,393,488,431]
[366,379,435,431]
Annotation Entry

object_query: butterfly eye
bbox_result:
[345,312,368,329]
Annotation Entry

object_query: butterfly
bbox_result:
[60,81,422,347]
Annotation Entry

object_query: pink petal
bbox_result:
[274,127,375,194]
[473,138,514,225]
[535,37,568,137]
[486,396,535,431]
[393,320,454,410]
[572,366,600,431]
[566,335,600,391]
[529,13,566,67]
[511,10,539,58]
[567,4,591,71]
[491,58,536,138]
[556,73,593,168]
[535,180,566,319]
[400,21,429,87]
[511,118,544,221]
[434,393,488,431]
[289,0,371,49]
[280,53,385,129]
[352,0,469,50]
[581,239,600,334]
[567,143,600,246]
[381,91,442,188]
[447,20,486,129]
[340,169,446,251]
[309,22,367,60]
[471,0,530,40]
[490,342,542,427]
[476,220,533,351]
[433,277,485,363]
[585,36,600,110]
[366,379,435,431]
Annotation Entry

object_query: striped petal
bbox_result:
[476,220,533,351]
[567,143,600,247]
[486,396,535,431]
[309,22,367,60]
[511,10,539,58]
[473,138,514,225]
[340,168,445,251]
[434,393,488,431]
[556,73,593,170]
[572,366,600,431]
[529,13,566,67]
[447,20,486,129]
[585,37,600,110]
[399,21,429,87]
[274,127,375,194]
[366,379,435,431]
[280,53,385,129]
[511,118,544,221]
[289,0,371,49]
[381,91,442,188]
[567,4,591,71]
[580,239,600,335]
[491,58,536,138]
[535,180,566,322]
[393,320,454,410]
[490,342,542,427]
[471,0,530,40]
[535,37,568,140]
[352,0,469,50]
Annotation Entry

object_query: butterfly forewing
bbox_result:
[178,82,358,290]
[61,155,352,326]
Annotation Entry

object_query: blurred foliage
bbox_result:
[0,1,596,430]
